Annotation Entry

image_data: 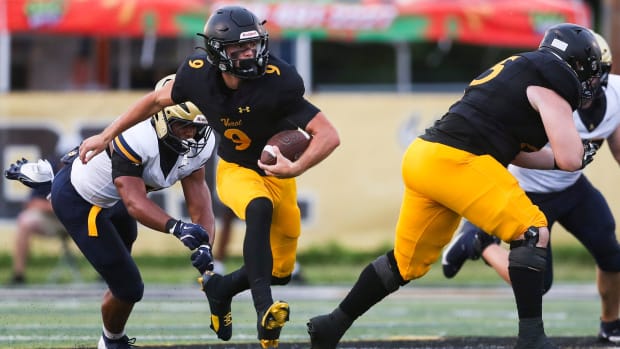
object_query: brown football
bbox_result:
[260,128,312,165]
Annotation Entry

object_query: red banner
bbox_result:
[3,0,592,47]
[4,0,207,37]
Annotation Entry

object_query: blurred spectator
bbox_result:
[5,158,63,285]
[8,186,65,285]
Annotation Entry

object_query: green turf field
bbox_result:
[0,243,605,348]
[0,282,606,349]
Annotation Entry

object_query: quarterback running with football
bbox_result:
[77,5,340,348]
[47,75,217,349]
[306,23,601,349]
[442,31,620,344]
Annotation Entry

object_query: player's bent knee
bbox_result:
[246,197,273,219]
[113,282,144,304]
[508,246,547,272]
[371,250,408,293]
[596,251,620,272]
[508,226,547,272]
[271,274,291,285]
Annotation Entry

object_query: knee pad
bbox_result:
[509,226,547,272]
[271,274,291,286]
[371,250,408,293]
[509,246,547,272]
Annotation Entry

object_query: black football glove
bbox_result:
[190,244,214,274]
[4,158,54,189]
[581,139,600,169]
[166,219,210,250]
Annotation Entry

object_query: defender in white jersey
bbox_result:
[442,32,620,343]
[50,77,217,349]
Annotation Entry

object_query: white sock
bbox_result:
[102,326,125,340]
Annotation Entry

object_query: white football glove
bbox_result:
[4,158,54,188]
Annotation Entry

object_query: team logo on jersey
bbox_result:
[238,106,251,113]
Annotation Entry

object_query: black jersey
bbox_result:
[171,54,320,174]
[421,50,581,166]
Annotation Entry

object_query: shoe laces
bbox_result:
[111,335,138,348]
[126,337,137,347]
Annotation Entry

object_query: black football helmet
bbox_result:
[152,75,212,157]
[198,6,269,79]
[539,23,602,105]
[539,23,601,82]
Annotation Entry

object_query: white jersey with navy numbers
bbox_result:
[509,74,620,193]
[71,119,215,208]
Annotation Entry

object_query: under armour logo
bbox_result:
[238,106,251,113]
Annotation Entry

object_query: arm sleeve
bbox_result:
[111,152,143,180]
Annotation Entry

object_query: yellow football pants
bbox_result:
[394,138,547,281]
[216,159,300,278]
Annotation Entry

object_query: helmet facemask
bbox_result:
[225,38,268,78]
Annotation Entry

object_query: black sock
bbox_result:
[509,267,544,318]
[339,263,392,319]
[244,198,274,313]
[479,232,500,250]
[218,266,250,299]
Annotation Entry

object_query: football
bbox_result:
[260,128,312,165]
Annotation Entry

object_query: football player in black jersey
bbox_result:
[77,5,340,348]
[306,24,601,349]
[441,31,620,344]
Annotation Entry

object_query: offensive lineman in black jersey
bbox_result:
[306,24,601,349]
[77,6,340,348]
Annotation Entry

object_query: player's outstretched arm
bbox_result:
[79,86,175,164]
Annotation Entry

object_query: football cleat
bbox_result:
[514,318,557,349]
[198,271,232,341]
[307,308,352,349]
[442,224,500,278]
[97,333,137,349]
[257,301,290,348]
[599,319,620,343]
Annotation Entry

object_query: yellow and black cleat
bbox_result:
[198,271,233,341]
[258,301,290,348]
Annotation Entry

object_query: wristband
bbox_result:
[165,218,178,234]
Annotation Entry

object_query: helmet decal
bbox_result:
[550,39,568,51]
[193,114,208,124]
[240,30,260,39]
